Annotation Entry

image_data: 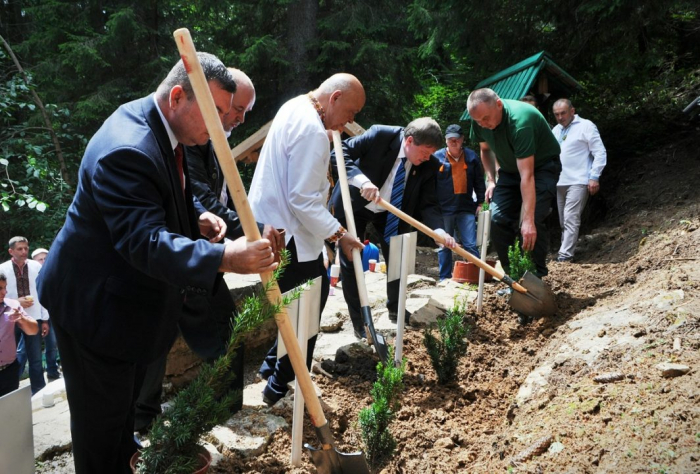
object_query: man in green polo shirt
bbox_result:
[468,88,561,278]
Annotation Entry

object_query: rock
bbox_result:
[632,328,647,337]
[434,437,455,449]
[320,314,343,332]
[335,342,374,364]
[549,441,565,454]
[656,362,690,378]
[407,274,437,289]
[411,284,476,311]
[597,329,606,338]
[242,380,270,409]
[406,297,446,327]
[209,409,288,457]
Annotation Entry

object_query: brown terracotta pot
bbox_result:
[452,260,496,284]
[130,446,212,474]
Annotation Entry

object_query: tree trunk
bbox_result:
[0,33,72,187]
[285,0,318,95]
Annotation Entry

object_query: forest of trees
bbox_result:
[1,0,699,247]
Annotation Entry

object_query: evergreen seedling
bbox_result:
[137,251,301,474]
[359,348,406,467]
[423,298,470,385]
[507,238,536,281]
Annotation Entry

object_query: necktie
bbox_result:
[174,144,185,194]
[384,157,406,243]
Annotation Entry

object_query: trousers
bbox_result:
[556,184,589,259]
[489,159,560,277]
[259,238,329,403]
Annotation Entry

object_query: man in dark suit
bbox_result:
[37,53,277,474]
[133,68,284,432]
[330,118,455,338]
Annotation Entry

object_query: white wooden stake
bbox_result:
[477,210,491,314]
[287,278,321,466]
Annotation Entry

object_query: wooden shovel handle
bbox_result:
[173,29,329,433]
[331,131,370,307]
[375,197,528,294]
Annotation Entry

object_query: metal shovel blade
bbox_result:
[508,271,557,318]
[361,306,389,364]
[304,443,370,474]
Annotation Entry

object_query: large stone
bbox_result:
[320,314,343,332]
[656,362,690,378]
[242,380,271,409]
[405,297,446,327]
[335,342,375,363]
[411,285,477,311]
[209,409,288,458]
[407,274,437,290]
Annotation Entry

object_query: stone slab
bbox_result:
[209,409,288,457]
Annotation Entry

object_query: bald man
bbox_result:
[249,73,366,406]
[468,88,561,279]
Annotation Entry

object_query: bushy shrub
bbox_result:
[507,239,536,281]
[358,349,406,467]
[423,298,470,385]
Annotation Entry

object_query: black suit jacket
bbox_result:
[186,143,265,240]
[38,95,225,364]
[330,125,442,233]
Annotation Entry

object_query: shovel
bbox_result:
[331,131,390,364]
[375,197,557,318]
[173,29,369,474]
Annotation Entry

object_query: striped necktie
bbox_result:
[384,157,406,243]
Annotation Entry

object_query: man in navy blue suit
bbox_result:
[37,53,277,474]
[330,118,455,337]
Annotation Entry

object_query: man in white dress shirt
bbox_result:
[0,236,48,394]
[248,73,366,406]
[552,99,607,262]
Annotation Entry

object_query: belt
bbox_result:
[0,362,12,372]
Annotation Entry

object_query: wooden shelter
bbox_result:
[460,51,582,119]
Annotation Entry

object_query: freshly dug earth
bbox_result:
[212,134,699,473]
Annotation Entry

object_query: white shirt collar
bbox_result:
[153,95,179,151]
[398,139,407,160]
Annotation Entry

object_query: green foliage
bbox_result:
[423,298,470,385]
[137,252,300,474]
[359,348,406,467]
[507,239,536,281]
[0,51,82,247]
[1,0,699,253]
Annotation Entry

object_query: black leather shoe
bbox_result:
[388,310,410,324]
[262,393,278,407]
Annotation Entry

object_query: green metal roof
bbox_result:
[460,51,581,120]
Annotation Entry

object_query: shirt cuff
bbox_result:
[349,173,371,189]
